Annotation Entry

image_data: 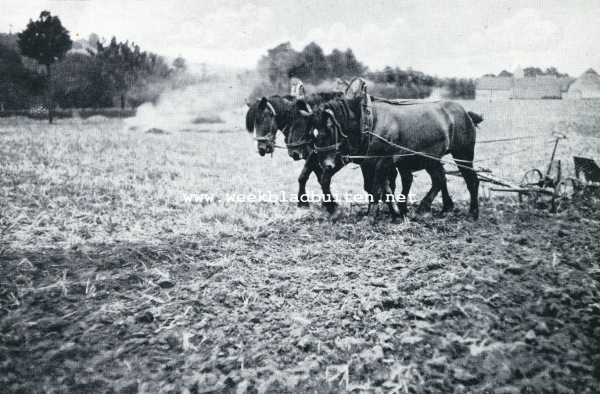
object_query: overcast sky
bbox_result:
[1,0,599,77]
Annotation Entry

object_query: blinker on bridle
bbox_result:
[254,100,277,144]
[313,109,347,154]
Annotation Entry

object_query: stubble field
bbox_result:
[1,100,600,393]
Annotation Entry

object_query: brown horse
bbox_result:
[292,97,482,219]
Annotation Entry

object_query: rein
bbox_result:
[312,103,365,160]
[285,139,313,149]
[253,136,287,149]
[314,142,343,153]
[359,130,479,172]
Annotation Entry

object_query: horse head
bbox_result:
[285,91,345,161]
[313,98,361,171]
[250,97,279,156]
[286,99,317,161]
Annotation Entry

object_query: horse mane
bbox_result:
[304,91,343,107]
[323,96,361,134]
[272,91,344,127]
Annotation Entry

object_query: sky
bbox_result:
[1,0,599,78]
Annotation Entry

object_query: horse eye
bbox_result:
[313,129,319,137]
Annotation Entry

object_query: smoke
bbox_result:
[125,70,255,133]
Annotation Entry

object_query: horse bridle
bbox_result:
[254,101,278,145]
[313,109,348,154]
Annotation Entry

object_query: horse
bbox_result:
[291,97,483,219]
[285,99,399,214]
[247,93,400,213]
[245,92,341,207]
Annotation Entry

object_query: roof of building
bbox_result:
[476,76,513,90]
[557,77,575,92]
[568,68,600,93]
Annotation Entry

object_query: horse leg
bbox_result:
[378,160,401,220]
[320,164,342,214]
[398,169,413,217]
[417,161,445,214]
[440,171,454,213]
[454,153,479,219]
[388,165,398,195]
[297,160,313,207]
[360,162,376,216]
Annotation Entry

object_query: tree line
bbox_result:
[484,67,570,78]
[0,11,191,121]
[253,42,477,100]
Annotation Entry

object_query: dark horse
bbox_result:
[290,97,483,219]
[245,92,342,207]
[246,93,398,211]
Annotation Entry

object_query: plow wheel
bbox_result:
[519,169,543,205]
[552,178,577,212]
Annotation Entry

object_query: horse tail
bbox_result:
[245,103,256,133]
[467,111,483,127]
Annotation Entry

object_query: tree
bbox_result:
[0,42,44,110]
[18,10,72,122]
[52,53,113,108]
[326,49,347,78]
[257,42,300,91]
[94,37,172,108]
[343,49,366,76]
[523,67,544,77]
[173,56,186,72]
[296,42,328,84]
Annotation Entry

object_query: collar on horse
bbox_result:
[313,102,375,161]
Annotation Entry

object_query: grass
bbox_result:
[1,100,600,393]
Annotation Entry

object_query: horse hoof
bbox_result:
[325,202,338,214]
[297,201,310,208]
[390,215,403,224]
[441,204,455,214]
[469,210,479,220]
[416,206,430,215]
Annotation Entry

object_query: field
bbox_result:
[1,100,600,393]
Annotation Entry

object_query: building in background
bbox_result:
[476,67,575,100]
[512,75,562,99]
[475,76,513,100]
[565,69,600,99]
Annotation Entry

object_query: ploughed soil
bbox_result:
[2,198,600,393]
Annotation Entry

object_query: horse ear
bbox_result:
[258,97,268,111]
[324,108,340,130]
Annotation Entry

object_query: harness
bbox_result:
[253,101,287,150]
[314,108,348,154]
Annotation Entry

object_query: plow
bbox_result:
[447,133,600,212]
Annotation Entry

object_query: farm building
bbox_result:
[512,75,562,99]
[476,72,571,100]
[565,68,600,99]
[475,76,513,100]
